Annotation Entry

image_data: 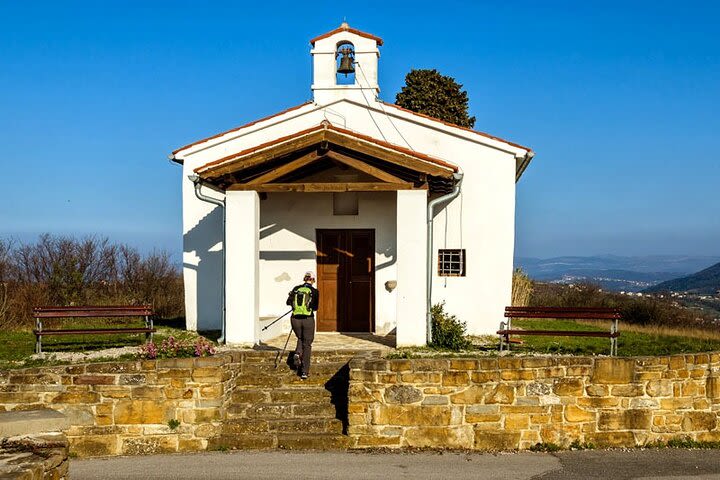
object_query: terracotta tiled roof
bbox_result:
[194,122,458,175]
[310,23,383,46]
[171,102,313,156]
[194,124,327,174]
[381,102,533,154]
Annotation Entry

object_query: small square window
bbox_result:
[333,192,358,215]
[438,249,466,277]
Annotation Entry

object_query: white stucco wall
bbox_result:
[258,192,397,334]
[429,149,517,336]
[225,190,260,345]
[396,190,429,346]
[181,177,223,333]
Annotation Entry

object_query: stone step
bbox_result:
[227,401,339,419]
[232,370,347,388]
[239,361,350,376]
[208,433,353,451]
[231,387,332,404]
[208,434,276,450]
[271,418,343,434]
[221,417,343,435]
[242,349,381,363]
[276,433,354,450]
[291,403,338,418]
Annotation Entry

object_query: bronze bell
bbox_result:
[337,48,355,76]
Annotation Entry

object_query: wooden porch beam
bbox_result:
[324,130,455,178]
[324,151,406,184]
[202,131,324,178]
[227,182,422,193]
[247,151,322,185]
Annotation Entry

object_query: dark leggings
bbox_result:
[291,315,315,375]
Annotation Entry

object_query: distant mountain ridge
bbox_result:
[515,255,720,292]
[644,262,720,294]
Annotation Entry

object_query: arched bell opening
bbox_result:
[335,41,356,85]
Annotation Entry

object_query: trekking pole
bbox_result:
[261,309,292,332]
[274,327,294,369]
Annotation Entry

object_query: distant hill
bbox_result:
[515,255,720,292]
[644,262,720,294]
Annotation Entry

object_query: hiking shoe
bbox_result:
[293,353,302,369]
[300,373,308,380]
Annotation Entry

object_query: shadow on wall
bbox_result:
[183,192,400,332]
[260,222,317,261]
[183,206,223,332]
[259,209,396,272]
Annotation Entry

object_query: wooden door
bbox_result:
[316,229,375,332]
[316,230,342,332]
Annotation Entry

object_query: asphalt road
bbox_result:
[72,449,720,480]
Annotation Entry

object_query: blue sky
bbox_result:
[1,1,718,259]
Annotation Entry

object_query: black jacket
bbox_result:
[286,283,319,317]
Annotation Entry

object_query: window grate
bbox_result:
[438,249,466,277]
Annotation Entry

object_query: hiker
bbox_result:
[287,271,319,379]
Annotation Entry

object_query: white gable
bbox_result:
[171,23,533,179]
[173,99,531,181]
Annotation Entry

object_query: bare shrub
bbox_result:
[118,246,184,319]
[0,235,183,328]
[530,281,714,330]
[0,239,11,325]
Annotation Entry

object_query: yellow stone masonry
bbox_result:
[348,353,720,450]
[2,350,720,454]
[0,353,246,457]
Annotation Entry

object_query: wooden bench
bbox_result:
[498,306,621,356]
[33,306,155,354]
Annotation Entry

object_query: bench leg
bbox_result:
[609,319,619,356]
[36,335,42,355]
[612,319,619,356]
[505,319,512,352]
[145,316,154,343]
[498,322,505,352]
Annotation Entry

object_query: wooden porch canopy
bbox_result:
[193,122,459,193]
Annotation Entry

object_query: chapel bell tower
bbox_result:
[310,23,382,104]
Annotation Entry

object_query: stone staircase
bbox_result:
[210,350,380,450]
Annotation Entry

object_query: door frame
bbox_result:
[316,228,376,333]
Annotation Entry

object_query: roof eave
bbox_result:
[310,25,384,46]
[170,101,313,158]
[194,122,458,179]
[515,151,535,182]
[379,101,533,156]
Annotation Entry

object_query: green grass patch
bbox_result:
[511,319,720,357]
[529,442,562,452]
[0,318,210,369]
[387,319,720,359]
[644,437,720,449]
[568,440,595,450]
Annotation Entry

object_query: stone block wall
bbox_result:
[0,354,238,457]
[3,351,720,455]
[348,354,720,449]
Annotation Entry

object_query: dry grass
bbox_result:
[512,268,533,307]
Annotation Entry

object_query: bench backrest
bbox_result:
[505,306,621,320]
[33,306,153,318]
